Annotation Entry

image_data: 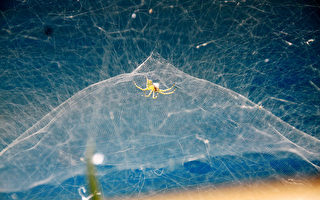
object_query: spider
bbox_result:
[133,76,176,99]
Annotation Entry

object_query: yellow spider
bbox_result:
[133,76,176,99]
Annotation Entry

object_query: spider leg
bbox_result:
[159,83,175,92]
[144,75,150,88]
[145,90,153,97]
[133,81,148,91]
[159,88,176,95]
[153,92,158,99]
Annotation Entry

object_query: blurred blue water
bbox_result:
[1,152,318,200]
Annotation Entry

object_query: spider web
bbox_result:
[0,0,320,199]
[1,53,319,199]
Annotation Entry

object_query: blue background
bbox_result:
[0,0,319,199]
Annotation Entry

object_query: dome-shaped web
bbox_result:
[0,53,319,194]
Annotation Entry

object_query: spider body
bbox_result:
[134,76,175,99]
